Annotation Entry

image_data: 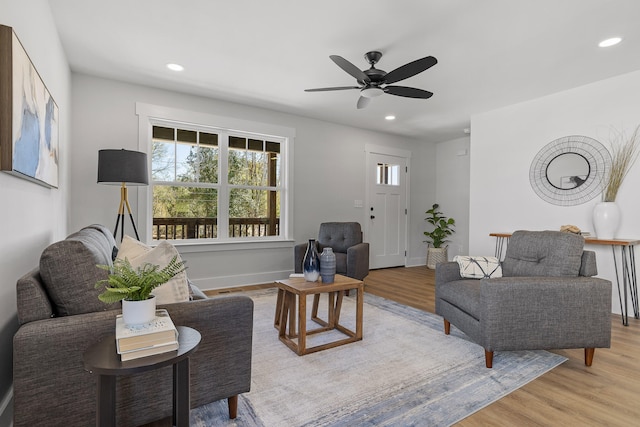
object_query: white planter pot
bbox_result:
[593,201,621,240]
[122,295,157,326]
[427,247,448,269]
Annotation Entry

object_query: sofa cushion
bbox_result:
[454,255,502,279]
[39,224,118,316]
[116,236,190,304]
[502,230,584,277]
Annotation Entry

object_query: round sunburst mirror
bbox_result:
[529,135,611,206]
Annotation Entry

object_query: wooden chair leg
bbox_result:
[485,350,494,368]
[584,348,595,366]
[228,395,238,419]
[443,319,450,335]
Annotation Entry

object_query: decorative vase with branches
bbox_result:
[594,124,640,239]
[602,125,640,202]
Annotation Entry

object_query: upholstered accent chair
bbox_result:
[436,230,612,368]
[294,222,369,280]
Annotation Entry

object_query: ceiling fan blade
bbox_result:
[385,86,434,99]
[304,86,361,92]
[384,56,437,84]
[330,55,370,83]
[357,96,370,109]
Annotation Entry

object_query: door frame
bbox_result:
[364,144,411,268]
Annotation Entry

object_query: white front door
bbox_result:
[366,151,408,269]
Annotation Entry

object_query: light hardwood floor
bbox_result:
[206,266,640,426]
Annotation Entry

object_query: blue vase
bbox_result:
[320,247,336,284]
[303,239,320,282]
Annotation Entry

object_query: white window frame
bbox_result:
[136,102,295,252]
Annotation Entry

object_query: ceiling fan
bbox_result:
[305,51,437,109]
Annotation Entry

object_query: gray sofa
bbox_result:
[436,230,612,368]
[294,222,369,280]
[13,224,253,426]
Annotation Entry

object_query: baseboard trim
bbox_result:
[406,257,427,267]
[192,270,293,290]
[0,386,13,427]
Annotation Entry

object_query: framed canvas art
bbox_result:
[0,25,59,188]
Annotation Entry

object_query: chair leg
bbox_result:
[443,319,450,335]
[485,350,493,368]
[228,395,238,419]
[584,348,595,366]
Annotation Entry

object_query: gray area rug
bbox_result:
[191,288,566,426]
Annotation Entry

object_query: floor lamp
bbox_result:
[97,149,149,241]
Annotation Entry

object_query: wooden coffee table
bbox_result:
[274,274,363,355]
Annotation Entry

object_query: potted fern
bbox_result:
[95,256,186,325]
[424,203,456,269]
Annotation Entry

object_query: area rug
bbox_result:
[190,288,566,426]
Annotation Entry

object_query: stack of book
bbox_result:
[115,309,179,361]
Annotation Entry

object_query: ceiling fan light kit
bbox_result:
[305,50,437,109]
[361,87,384,98]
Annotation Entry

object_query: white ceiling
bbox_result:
[49,0,640,143]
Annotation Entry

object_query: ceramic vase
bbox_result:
[122,295,156,326]
[303,239,320,282]
[320,247,336,284]
[593,201,621,240]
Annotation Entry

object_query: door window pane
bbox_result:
[377,163,399,186]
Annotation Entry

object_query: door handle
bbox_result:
[370,215,375,219]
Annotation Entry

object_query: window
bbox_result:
[149,122,285,242]
[376,162,399,186]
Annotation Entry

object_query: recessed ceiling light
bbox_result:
[166,63,184,71]
[385,115,396,121]
[598,37,622,48]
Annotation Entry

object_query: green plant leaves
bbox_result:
[95,256,187,304]
[423,203,455,248]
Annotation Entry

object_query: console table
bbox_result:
[83,326,201,426]
[490,232,639,326]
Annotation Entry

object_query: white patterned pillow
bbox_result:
[453,255,503,279]
[117,236,190,304]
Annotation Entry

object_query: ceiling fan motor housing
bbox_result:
[364,51,383,65]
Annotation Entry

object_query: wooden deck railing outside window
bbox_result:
[153,217,280,240]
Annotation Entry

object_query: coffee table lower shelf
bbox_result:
[274,275,363,356]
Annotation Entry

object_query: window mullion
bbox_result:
[218,132,230,239]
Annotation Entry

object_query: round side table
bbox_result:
[83,325,201,427]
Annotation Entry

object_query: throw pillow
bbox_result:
[39,225,119,316]
[117,236,190,304]
[454,255,503,279]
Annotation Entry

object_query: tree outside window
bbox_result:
[151,125,282,240]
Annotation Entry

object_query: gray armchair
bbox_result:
[436,230,612,368]
[295,222,369,280]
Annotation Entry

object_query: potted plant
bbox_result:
[424,203,455,269]
[95,256,186,325]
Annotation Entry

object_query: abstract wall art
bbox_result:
[0,24,59,188]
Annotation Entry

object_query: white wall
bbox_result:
[435,136,471,260]
[470,69,640,315]
[70,74,435,288]
[0,0,71,423]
